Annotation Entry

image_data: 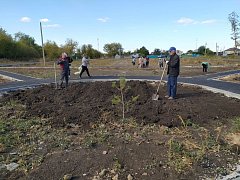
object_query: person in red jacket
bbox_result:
[57,52,70,88]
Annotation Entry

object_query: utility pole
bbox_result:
[40,22,46,66]
[205,42,207,56]
[216,43,219,56]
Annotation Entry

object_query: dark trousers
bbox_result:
[60,70,69,87]
[146,61,149,67]
[80,66,91,77]
[202,64,208,72]
[167,75,178,98]
[159,63,163,68]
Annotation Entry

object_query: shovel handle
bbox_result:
[155,62,167,94]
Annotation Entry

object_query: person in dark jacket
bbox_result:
[165,47,180,100]
[66,56,73,77]
[57,52,70,88]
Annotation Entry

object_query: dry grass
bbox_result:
[219,74,240,83]
[0,57,239,79]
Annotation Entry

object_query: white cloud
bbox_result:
[177,17,218,25]
[40,18,50,22]
[201,19,217,24]
[20,17,31,23]
[97,17,110,23]
[177,17,197,25]
[43,24,60,28]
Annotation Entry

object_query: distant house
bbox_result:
[224,48,240,55]
[176,50,183,56]
[115,54,121,59]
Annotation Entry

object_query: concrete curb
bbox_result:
[179,82,240,99]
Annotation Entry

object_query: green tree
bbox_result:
[0,28,14,58]
[186,50,193,54]
[61,38,78,56]
[198,46,214,55]
[228,11,240,54]
[80,44,102,59]
[112,77,139,119]
[124,50,132,56]
[198,46,206,55]
[103,42,123,57]
[14,32,35,46]
[44,41,61,60]
[137,46,149,57]
[153,48,161,55]
[0,28,40,60]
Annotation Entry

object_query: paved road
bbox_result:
[0,69,239,96]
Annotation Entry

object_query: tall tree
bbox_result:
[153,48,161,55]
[14,32,35,46]
[61,38,78,56]
[103,43,123,57]
[137,46,149,57]
[186,50,193,54]
[198,46,214,55]
[0,28,13,58]
[80,44,102,59]
[228,11,240,55]
[44,41,61,60]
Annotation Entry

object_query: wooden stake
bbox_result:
[54,62,57,89]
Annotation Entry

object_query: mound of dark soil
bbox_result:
[2,81,240,128]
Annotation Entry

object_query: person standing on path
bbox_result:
[165,47,180,100]
[158,57,164,68]
[79,54,91,78]
[57,52,70,88]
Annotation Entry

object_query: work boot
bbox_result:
[165,95,169,98]
[168,97,174,100]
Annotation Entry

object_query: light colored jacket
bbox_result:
[82,57,89,67]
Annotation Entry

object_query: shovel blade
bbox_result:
[152,94,159,100]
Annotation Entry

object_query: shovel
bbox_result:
[152,62,167,100]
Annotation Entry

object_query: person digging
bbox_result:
[57,52,70,88]
[201,62,209,72]
[165,47,180,100]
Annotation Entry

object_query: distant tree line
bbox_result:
[0,28,41,60]
[186,46,214,56]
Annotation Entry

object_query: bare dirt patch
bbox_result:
[1,81,240,180]
[3,81,240,128]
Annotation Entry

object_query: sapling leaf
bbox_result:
[131,95,139,102]
[120,77,126,90]
[112,95,121,105]
[112,81,117,88]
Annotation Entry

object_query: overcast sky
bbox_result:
[1,0,240,52]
